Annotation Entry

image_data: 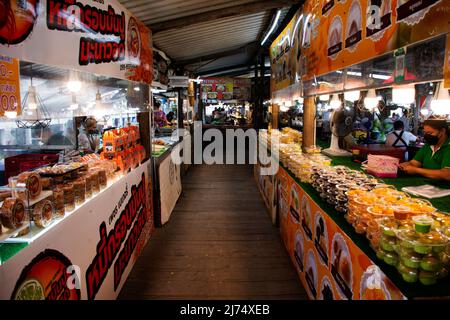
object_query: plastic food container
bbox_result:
[53,188,65,219]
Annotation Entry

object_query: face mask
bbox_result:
[88,129,98,134]
[424,133,439,146]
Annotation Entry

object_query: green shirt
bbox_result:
[414,137,450,169]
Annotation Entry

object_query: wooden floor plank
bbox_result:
[118,164,307,300]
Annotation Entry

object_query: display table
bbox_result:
[254,158,450,300]
[152,137,182,227]
[0,161,154,300]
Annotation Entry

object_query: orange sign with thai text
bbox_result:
[0,55,21,117]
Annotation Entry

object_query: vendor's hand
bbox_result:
[398,162,410,170]
[400,164,418,175]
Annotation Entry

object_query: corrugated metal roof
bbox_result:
[120,0,259,25]
[118,0,293,75]
[153,12,271,61]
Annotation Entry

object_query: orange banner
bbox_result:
[300,0,450,80]
[270,0,450,85]
[0,55,21,117]
[444,34,450,89]
[274,166,406,300]
[270,11,303,92]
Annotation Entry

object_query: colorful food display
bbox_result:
[266,130,450,288]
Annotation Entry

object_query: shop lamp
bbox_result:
[69,93,79,110]
[319,94,330,101]
[134,86,140,92]
[67,80,82,93]
[27,86,37,109]
[280,102,289,112]
[430,82,450,115]
[297,97,304,104]
[364,89,381,110]
[421,108,430,117]
[330,94,342,109]
[392,86,415,105]
[344,90,360,102]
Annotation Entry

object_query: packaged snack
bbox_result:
[33,200,53,228]
[96,169,108,189]
[0,198,26,229]
[62,183,75,212]
[11,172,42,200]
[53,188,65,218]
[73,178,86,206]
[90,171,100,194]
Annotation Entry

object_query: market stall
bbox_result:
[257,0,450,300]
[0,0,154,299]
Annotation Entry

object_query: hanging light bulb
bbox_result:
[344,90,360,102]
[69,93,79,110]
[330,94,342,109]
[319,94,330,101]
[67,80,82,93]
[421,108,430,117]
[430,82,450,115]
[27,86,37,110]
[364,89,382,110]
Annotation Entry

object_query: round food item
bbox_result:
[419,270,437,286]
[13,172,42,200]
[400,251,422,269]
[0,198,26,229]
[414,244,433,255]
[420,255,442,272]
[380,235,397,252]
[398,263,419,283]
[33,200,53,228]
[384,251,399,266]
[412,215,434,234]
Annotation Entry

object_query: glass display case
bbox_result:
[0,60,152,260]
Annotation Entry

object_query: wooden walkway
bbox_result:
[119,164,308,300]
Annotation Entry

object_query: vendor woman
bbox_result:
[399,119,450,181]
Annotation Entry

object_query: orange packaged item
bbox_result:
[0,198,26,229]
[103,130,119,155]
[53,188,65,218]
[33,200,53,228]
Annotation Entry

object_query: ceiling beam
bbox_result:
[149,0,300,34]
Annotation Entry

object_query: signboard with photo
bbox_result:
[0,0,153,84]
